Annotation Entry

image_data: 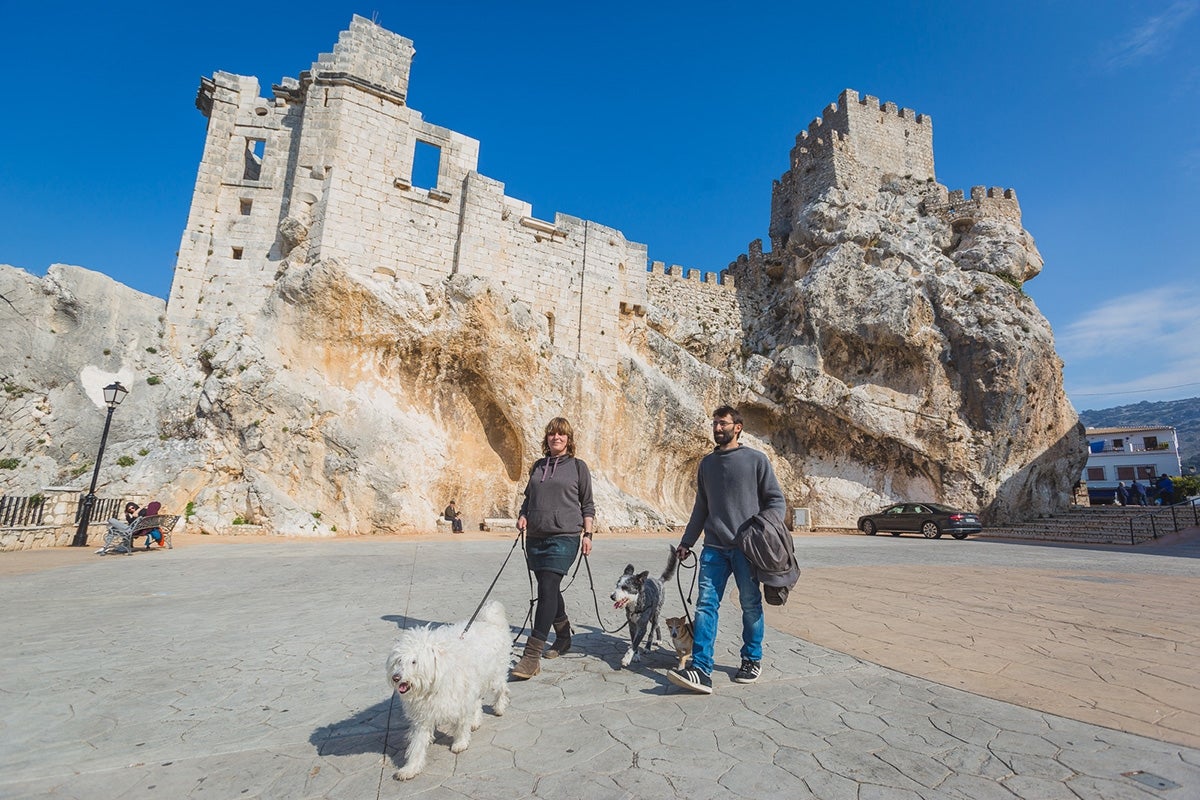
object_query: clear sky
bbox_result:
[2,1,1197,412]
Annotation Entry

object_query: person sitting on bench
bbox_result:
[132,501,166,549]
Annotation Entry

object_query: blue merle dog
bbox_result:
[610,548,679,667]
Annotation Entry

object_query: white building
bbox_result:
[1082,426,1181,504]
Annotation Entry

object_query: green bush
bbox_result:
[232,515,248,525]
[0,457,20,469]
[145,346,158,354]
[147,375,162,385]
[1172,475,1200,498]
[116,455,135,467]
[185,501,195,520]
[138,448,149,456]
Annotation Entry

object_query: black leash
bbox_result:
[532,542,630,636]
[462,529,527,639]
[580,552,631,635]
[675,548,698,629]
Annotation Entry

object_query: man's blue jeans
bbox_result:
[691,545,763,676]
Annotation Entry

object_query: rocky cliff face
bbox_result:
[0,175,1084,535]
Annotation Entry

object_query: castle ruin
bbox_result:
[167,15,1023,372]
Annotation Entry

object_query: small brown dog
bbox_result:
[664,616,693,670]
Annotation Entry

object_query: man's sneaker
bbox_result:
[667,667,713,694]
[733,659,761,684]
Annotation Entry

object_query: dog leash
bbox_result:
[579,552,631,635]
[674,549,698,629]
[462,529,528,639]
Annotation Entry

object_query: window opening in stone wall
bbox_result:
[412,140,441,190]
[1086,467,1104,481]
[243,138,265,181]
[232,247,243,260]
[240,199,253,216]
[546,312,555,345]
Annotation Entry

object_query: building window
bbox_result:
[1143,436,1159,449]
[1086,467,1105,481]
[546,311,555,345]
[1136,466,1155,480]
[232,247,243,260]
[240,199,253,216]
[1111,438,1124,450]
[1116,466,1135,481]
[243,138,265,181]
[412,140,441,190]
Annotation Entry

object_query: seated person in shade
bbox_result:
[443,500,463,532]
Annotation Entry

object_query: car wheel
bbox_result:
[862,520,876,535]
[922,521,941,539]
[950,531,969,540]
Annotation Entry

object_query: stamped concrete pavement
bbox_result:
[1,533,1198,799]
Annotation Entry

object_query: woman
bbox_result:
[511,417,595,679]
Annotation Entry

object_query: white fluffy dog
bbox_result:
[386,601,512,780]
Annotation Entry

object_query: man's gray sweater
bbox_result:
[681,444,786,550]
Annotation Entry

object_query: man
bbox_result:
[1156,474,1174,506]
[667,405,786,694]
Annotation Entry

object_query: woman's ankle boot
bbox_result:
[510,635,545,679]
[545,618,572,659]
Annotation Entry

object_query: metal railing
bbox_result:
[74,496,124,525]
[0,495,46,527]
[1128,498,1200,545]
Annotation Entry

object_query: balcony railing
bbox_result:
[1089,443,1173,454]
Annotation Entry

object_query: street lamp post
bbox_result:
[70,382,129,547]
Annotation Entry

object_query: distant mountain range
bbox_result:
[1077,396,1200,473]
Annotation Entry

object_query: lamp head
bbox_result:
[103,382,129,409]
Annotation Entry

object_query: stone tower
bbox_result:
[769,89,936,250]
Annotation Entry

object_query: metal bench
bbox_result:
[131,514,179,549]
[97,514,180,554]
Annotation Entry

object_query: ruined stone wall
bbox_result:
[923,185,1023,226]
[167,15,650,373]
[646,262,739,331]
[167,20,953,378]
[168,71,296,347]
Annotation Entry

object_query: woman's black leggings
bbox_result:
[532,570,567,640]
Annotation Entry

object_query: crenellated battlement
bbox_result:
[771,89,937,249]
[647,261,736,289]
[923,185,1022,225]
[793,90,930,151]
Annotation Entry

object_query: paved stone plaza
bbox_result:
[1,533,1198,799]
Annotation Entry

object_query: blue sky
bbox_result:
[2,1,1197,412]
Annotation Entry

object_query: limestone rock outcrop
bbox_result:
[0,182,1083,535]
